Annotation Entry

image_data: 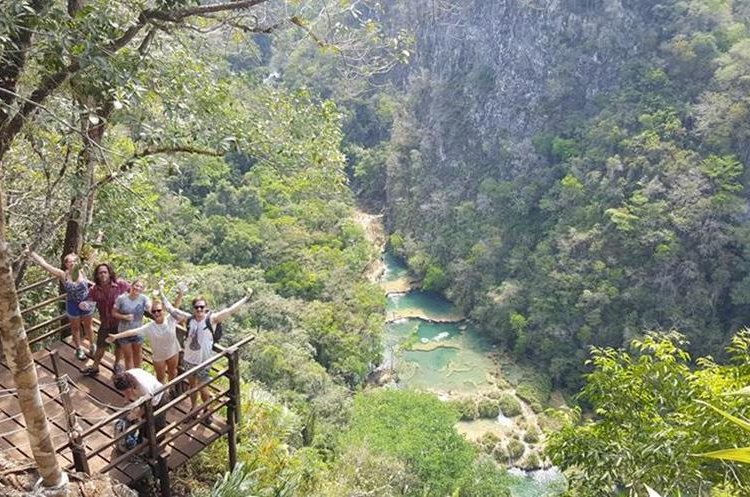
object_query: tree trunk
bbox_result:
[61,97,112,257]
[0,192,66,489]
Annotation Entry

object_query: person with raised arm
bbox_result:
[25,249,94,360]
[106,293,182,384]
[161,288,253,423]
[112,279,151,370]
[82,262,129,376]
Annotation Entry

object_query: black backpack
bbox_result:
[186,313,223,343]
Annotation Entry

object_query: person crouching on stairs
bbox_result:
[113,369,169,442]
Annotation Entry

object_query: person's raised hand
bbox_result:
[244,287,254,301]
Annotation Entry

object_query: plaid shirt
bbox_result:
[88,279,130,330]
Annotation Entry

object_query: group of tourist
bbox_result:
[24,249,252,422]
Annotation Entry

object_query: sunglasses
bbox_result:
[152,309,163,314]
[193,305,206,310]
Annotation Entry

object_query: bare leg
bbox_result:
[165,355,179,383]
[132,343,143,369]
[154,360,167,384]
[81,315,94,351]
[70,317,82,350]
[89,346,106,369]
[188,375,199,411]
[199,385,210,405]
[120,342,134,370]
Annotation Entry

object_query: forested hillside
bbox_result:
[358,0,750,388]
[8,0,750,496]
[0,2,515,496]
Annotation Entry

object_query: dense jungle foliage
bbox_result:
[257,1,750,495]
[9,0,750,496]
[1,1,513,496]
[331,0,750,390]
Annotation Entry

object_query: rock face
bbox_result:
[384,0,663,225]
[396,1,659,135]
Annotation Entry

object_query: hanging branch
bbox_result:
[0,0,274,163]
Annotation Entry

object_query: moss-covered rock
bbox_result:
[451,398,479,421]
[492,445,509,464]
[522,452,542,470]
[477,398,500,419]
[523,426,541,444]
[507,439,525,460]
[497,394,522,417]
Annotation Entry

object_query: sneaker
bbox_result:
[113,363,125,374]
[203,413,214,425]
[82,366,99,376]
[75,348,86,361]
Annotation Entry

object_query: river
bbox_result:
[381,252,566,497]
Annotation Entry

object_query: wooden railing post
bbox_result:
[226,348,240,470]
[144,400,170,497]
[51,352,89,474]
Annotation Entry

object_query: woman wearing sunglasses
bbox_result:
[106,296,183,384]
[112,279,151,370]
[160,287,252,423]
[24,249,95,360]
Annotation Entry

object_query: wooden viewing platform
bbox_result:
[0,276,254,496]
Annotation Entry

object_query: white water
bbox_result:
[507,467,567,497]
[497,412,515,429]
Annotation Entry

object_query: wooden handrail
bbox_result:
[25,313,68,335]
[151,334,255,400]
[17,276,57,294]
[21,293,65,315]
[78,335,253,441]
[16,276,256,490]
[28,323,70,345]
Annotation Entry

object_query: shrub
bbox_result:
[344,390,476,496]
[478,432,500,454]
[493,445,509,464]
[497,394,522,417]
[524,427,541,444]
[477,398,500,419]
[516,383,544,413]
[451,399,479,421]
[523,452,542,470]
[507,439,525,460]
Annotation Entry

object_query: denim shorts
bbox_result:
[117,335,144,346]
[66,300,95,319]
[184,361,210,381]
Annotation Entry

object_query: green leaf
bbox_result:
[722,385,750,396]
[695,400,750,433]
[695,447,750,463]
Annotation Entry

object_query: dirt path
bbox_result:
[353,209,386,283]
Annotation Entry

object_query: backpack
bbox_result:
[186,313,223,344]
[114,417,138,453]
